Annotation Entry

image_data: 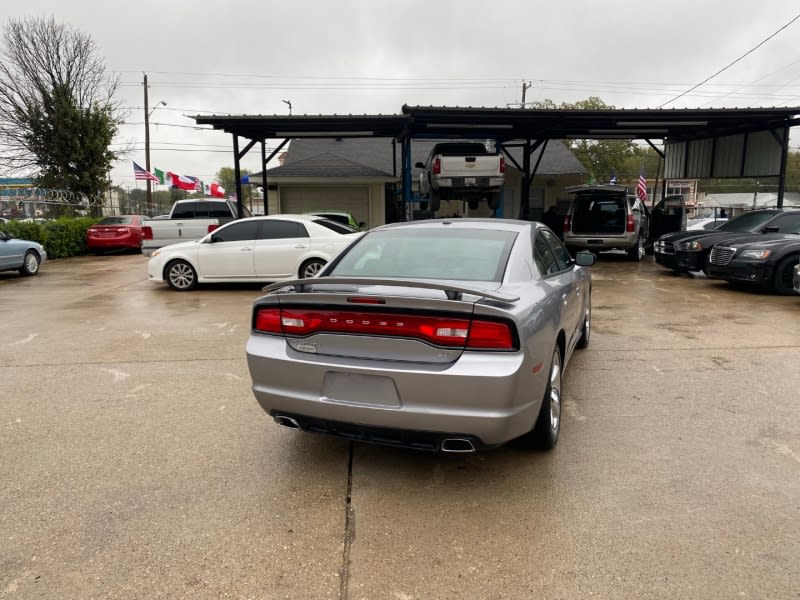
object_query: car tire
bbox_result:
[517,346,562,450]
[487,193,499,210]
[299,258,326,279]
[773,254,800,295]
[644,242,655,256]
[165,260,197,291]
[576,299,591,349]
[467,197,479,210]
[627,235,644,261]
[18,250,40,276]
[429,190,441,213]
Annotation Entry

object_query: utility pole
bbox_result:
[521,81,532,106]
[143,73,152,209]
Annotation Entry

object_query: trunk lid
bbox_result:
[252,279,517,365]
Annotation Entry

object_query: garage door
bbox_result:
[280,186,370,228]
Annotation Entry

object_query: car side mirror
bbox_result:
[414,162,425,169]
[358,222,366,229]
[763,226,779,233]
[574,251,596,267]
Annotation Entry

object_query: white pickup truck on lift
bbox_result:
[415,141,505,212]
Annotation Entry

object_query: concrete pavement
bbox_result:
[1,254,798,599]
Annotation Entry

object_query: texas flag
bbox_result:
[166,172,201,191]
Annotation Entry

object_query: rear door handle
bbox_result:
[241,247,252,252]
[294,244,308,249]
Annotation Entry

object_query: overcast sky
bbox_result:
[5,0,800,189]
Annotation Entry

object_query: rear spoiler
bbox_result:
[261,277,519,303]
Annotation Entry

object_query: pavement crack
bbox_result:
[339,442,355,600]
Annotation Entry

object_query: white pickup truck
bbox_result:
[415,142,505,212]
[142,198,250,255]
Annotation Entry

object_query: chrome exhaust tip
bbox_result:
[440,438,476,453]
[274,415,301,429]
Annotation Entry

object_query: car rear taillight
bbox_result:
[626,214,635,233]
[499,155,505,174]
[142,226,153,240]
[254,308,283,334]
[563,215,570,233]
[253,308,517,350]
[208,224,219,233]
[432,157,441,175]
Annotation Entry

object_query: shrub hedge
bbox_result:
[0,217,97,259]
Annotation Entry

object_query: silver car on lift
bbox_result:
[246,218,595,452]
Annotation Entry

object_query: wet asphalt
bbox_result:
[1,253,798,600]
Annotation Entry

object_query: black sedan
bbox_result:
[654,209,800,273]
[705,233,800,294]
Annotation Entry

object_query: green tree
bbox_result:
[527,96,638,182]
[24,83,117,199]
[0,16,121,201]
[215,166,252,202]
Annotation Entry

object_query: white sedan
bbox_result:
[147,215,361,291]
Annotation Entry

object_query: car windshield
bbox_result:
[98,216,134,225]
[716,211,777,232]
[328,227,517,282]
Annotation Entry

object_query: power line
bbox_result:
[658,12,800,108]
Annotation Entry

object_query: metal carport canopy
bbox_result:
[194,106,800,216]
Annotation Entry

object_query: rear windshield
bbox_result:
[434,143,490,156]
[98,216,135,225]
[328,228,516,282]
[313,218,358,234]
[572,194,626,214]
[716,211,777,232]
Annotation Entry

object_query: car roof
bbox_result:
[375,218,531,233]
[240,214,324,223]
[565,184,628,194]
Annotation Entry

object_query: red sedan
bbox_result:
[86,215,148,254]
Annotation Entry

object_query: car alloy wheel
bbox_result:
[577,302,591,349]
[546,349,562,437]
[774,255,800,295]
[300,259,326,279]
[20,250,40,276]
[517,346,562,450]
[166,260,197,291]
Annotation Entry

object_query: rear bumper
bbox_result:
[87,235,140,250]
[564,234,636,252]
[246,334,545,448]
[434,177,504,190]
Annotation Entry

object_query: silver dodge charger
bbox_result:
[246,219,595,452]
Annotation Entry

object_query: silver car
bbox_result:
[246,219,595,452]
[0,230,47,276]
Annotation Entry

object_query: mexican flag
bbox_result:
[154,168,166,185]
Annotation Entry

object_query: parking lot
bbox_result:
[1,253,798,599]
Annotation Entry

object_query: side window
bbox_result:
[171,203,195,219]
[770,214,800,233]
[533,231,559,276]
[541,229,572,271]
[212,221,260,243]
[261,221,309,240]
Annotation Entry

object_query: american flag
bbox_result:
[637,165,648,202]
[133,161,159,183]
[228,192,238,201]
